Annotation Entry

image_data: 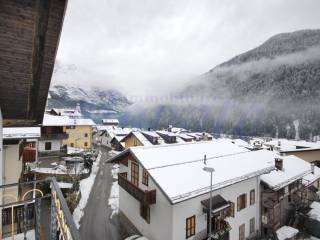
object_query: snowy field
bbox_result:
[73,150,102,228]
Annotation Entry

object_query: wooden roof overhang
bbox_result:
[0,0,68,127]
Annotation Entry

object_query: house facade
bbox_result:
[110,141,276,240]
[260,156,320,236]
[2,127,40,199]
[63,119,95,149]
[39,114,71,156]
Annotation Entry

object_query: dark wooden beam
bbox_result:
[27,0,51,121]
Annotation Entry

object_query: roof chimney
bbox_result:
[204,154,207,165]
[275,158,283,171]
[311,162,315,174]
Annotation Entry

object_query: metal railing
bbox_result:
[0,177,81,240]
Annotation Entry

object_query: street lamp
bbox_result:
[203,166,215,240]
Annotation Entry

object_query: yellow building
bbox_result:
[120,131,153,149]
[63,119,95,149]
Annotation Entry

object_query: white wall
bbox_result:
[119,161,173,240]
[172,177,260,240]
[38,139,62,152]
[3,143,22,199]
[120,159,261,240]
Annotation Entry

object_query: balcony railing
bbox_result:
[118,172,156,205]
[40,133,69,140]
[0,177,81,240]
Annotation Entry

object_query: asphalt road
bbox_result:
[79,145,134,240]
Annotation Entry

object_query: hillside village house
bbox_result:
[109,141,278,240]
[100,127,131,148]
[260,156,320,236]
[101,118,119,126]
[39,114,70,157]
[121,131,154,149]
[63,118,95,149]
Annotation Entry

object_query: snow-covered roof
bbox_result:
[142,131,160,138]
[178,133,194,140]
[73,118,96,126]
[42,114,73,126]
[264,139,320,152]
[111,140,275,203]
[276,226,299,240]
[96,125,115,131]
[131,131,153,146]
[302,166,320,187]
[156,130,177,137]
[230,139,251,149]
[51,108,82,117]
[42,114,95,126]
[102,119,119,124]
[261,155,313,190]
[3,127,41,139]
[170,127,187,134]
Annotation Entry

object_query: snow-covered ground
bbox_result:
[108,164,119,219]
[73,150,102,228]
[3,230,35,240]
[124,235,148,240]
[276,226,299,240]
[309,201,320,221]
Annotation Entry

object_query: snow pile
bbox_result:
[111,164,119,179]
[67,146,85,154]
[276,226,299,240]
[4,230,35,240]
[108,164,119,219]
[108,181,119,219]
[73,150,102,228]
[308,201,320,222]
[124,235,148,240]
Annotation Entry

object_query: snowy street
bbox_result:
[78,145,139,240]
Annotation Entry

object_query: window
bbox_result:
[131,161,139,186]
[45,142,52,151]
[250,218,255,234]
[186,215,195,238]
[239,224,245,240]
[288,194,292,203]
[134,138,138,146]
[140,205,150,223]
[142,169,148,186]
[250,189,255,205]
[229,202,235,217]
[237,193,247,211]
[84,142,88,147]
[84,133,88,137]
[70,143,74,147]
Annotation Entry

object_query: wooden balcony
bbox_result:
[22,147,36,163]
[118,172,156,205]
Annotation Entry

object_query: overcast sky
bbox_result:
[53,0,320,96]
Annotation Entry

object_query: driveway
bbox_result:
[79,145,138,240]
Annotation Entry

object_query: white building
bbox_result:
[2,127,41,199]
[39,114,71,156]
[100,127,131,148]
[110,141,276,240]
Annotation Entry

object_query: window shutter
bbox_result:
[245,193,247,208]
[237,196,240,211]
